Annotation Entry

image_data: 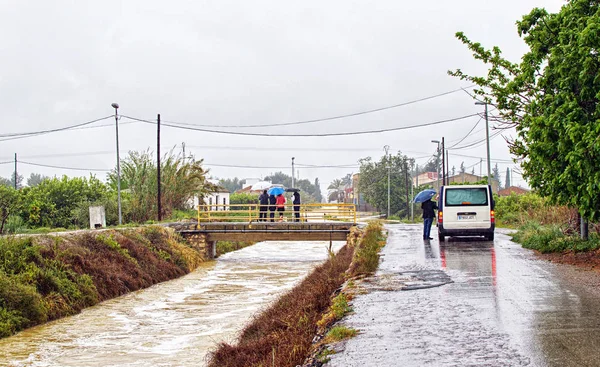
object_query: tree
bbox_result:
[218,177,245,193]
[449,1,600,221]
[460,162,466,174]
[452,166,456,176]
[0,172,23,189]
[422,147,442,176]
[505,168,511,188]
[314,178,323,203]
[357,152,414,217]
[0,186,22,234]
[27,173,48,187]
[492,164,501,189]
[108,150,215,222]
[471,167,475,175]
[327,179,345,203]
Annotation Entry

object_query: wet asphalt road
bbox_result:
[326,224,600,367]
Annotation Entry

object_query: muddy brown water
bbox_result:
[0,240,344,367]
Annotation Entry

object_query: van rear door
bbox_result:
[442,186,491,230]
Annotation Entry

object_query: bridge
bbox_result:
[173,203,358,258]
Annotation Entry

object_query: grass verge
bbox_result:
[207,221,385,367]
[215,241,256,257]
[0,226,204,338]
[512,222,600,253]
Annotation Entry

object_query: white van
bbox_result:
[437,184,495,241]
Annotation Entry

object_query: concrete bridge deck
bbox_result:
[178,222,355,242]
[169,221,356,258]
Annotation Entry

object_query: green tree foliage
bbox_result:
[449,0,600,221]
[20,175,108,229]
[108,150,215,223]
[492,163,502,189]
[327,178,345,202]
[229,192,259,205]
[357,152,414,217]
[0,172,23,189]
[218,177,245,193]
[26,173,48,187]
[0,186,22,234]
[314,178,323,203]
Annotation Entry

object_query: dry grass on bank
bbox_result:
[207,221,385,367]
[0,226,204,338]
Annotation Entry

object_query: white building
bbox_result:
[192,179,231,210]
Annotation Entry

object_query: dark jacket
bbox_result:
[259,193,269,205]
[292,192,300,205]
[421,200,438,219]
[268,194,276,210]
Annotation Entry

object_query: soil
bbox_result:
[538,249,600,272]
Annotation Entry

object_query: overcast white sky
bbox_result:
[0,0,566,192]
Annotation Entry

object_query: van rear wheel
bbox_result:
[485,233,494,241]
[438,233,445,242]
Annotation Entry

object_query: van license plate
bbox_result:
[458,215,475,220]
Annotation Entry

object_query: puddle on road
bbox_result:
[361,269,453,292]
[0,240,344,367]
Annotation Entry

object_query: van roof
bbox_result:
[443,185,489,189]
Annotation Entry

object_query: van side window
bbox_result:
[445,188,488,206]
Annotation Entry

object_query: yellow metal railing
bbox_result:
[197,203,357,223]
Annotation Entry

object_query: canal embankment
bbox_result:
[0,226,204,338]
[207,221,385,367]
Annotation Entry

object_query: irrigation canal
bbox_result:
[0,240,344,367]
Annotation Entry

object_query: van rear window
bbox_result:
[445,188,488,206]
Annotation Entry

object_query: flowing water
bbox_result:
[0,240,344,367]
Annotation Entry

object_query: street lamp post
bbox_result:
[384,145,390,218]
[291,157,295,188]
[475,102,492,185]
[431,140,440,191]
[111,103,122,225]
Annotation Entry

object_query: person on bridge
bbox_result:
[259,190,269,222]
[421,198,438,240]
[269,194,276,222]
[292,191,301,222]
[276,194,286,221]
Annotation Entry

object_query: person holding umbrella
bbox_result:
[413,189,438,240]
[292,191,301,222]
[258,190,269,222]
[421,197,438,240]
[268,194,276,222]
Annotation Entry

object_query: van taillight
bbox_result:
[490,210,495,223]
[438,211,443,223]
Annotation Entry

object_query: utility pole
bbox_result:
[384,145,390,218]
[111,103,122,225]
[446,150,449,185]
[412,164,418,221]
[182,142,186,165]
[291,157,295,188]
[405,161,409,219]
[14,153,17,189]
[157,114,162,222]
[476,102,492,185]
[441,137,446,186]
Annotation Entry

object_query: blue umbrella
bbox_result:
[268,187,285,196]
[413,189,437,203]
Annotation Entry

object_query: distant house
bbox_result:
[192,180,230,210]
[498,186,530,196]
[430,172,500,193]
[413,172,439,187]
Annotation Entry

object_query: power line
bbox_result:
[0,116,114,139]
[157,86,475,129]
[19,161,111,172]
[123,113,480,137]
[448,130,503,150]
[447,118,483,149]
